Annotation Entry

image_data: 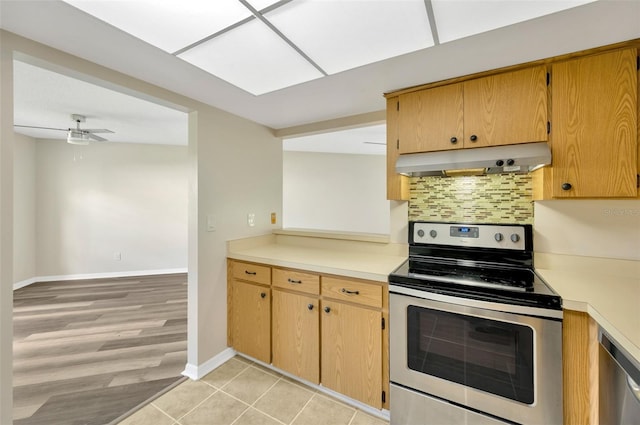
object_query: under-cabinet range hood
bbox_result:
[396,142,551,177]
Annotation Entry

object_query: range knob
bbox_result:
[429,230,437,238]
[494,233,504,242]
[417,229,425,238]
[510,234,520,243]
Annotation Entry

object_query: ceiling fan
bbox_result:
[15,114,114,145]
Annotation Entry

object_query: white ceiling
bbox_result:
[284,124,386,155]
[2,0,640,150]
[13,60,188,145]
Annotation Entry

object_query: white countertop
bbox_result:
[227,232,407,282]
[535,252,640,363]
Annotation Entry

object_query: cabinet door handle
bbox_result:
[469,134,478,142]
[324,306,331,313]
[307,303,314,311]
[341,288,360,295]
[245,270,257,275]
[561,183,572,191]
[450,136,458,144]
[287,278,302,284]
[260,292,266,299]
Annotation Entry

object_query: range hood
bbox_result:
[396,142,551,177]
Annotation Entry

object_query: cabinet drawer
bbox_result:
[231,261,271,285]
[273,268,320,295]
[321,276,382,308]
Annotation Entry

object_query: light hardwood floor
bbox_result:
[13,273,187,425]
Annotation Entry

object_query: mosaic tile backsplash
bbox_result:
[408,173,533,224]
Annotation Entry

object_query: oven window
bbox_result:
[407,306,534,404]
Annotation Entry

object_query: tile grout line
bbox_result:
[288,391,319,425]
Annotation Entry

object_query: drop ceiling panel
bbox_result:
[247,0,284,11]
[63,0,251,53]
[178,19,324,95]
[266,0,434,75]
[432,0,597,44]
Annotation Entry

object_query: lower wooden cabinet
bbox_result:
[230,279,271,364]
[272,288,320,383]
[562,309,599,425]
[227,259,387,410]
[321,299,383,409]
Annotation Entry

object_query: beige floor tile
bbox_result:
[349,410,389,425]
[222,366,279,404]
[151,379,215,420]
[117,403,174,425]
[179,391,248,425]
[234,407,284,425]
[291,394,356,425]
[253,379,314,424]
[201,358,250,389]
[250,362,282,378]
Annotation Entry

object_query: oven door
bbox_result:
[390,285,563,425]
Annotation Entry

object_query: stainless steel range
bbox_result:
[389,221,563,425]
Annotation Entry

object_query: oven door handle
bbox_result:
[389,284,563,320]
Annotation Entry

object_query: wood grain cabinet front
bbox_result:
[321,299,383,409]
[230,279,271,364]
[272,289,320,383]
[395,66,548,154]
[550,48,638,198]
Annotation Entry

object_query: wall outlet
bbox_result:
[113,252,122,261]
[271,212,276,224]
[247,213,255,227]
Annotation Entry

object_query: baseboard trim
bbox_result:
[182,347,236,380]
[13,268,188,290]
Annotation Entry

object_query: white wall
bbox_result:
[1,30,283,422]
[13,133,36,283]
[283,151,389,234]
[35,139,188,277]
[534,200,640,260]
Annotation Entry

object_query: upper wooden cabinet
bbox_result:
[396,66,548,154]
[463,66,548,148]
[386,96,409,201]
[551,48,638,198]
[398,83,464,153]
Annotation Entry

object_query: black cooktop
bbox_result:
[388,221,562,311]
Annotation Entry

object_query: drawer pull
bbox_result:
[324,306,331,313]
[307,303,314,311]
[260,292,266,299]
[341,288,360,295]
[245,270,257,275]
[287,278,302,284]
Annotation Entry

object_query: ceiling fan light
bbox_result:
[67,130,89,145]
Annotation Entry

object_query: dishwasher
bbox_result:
[599,330,640,425]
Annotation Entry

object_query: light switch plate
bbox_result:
[207,214,216,232]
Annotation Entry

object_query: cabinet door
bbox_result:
[231,280,271,363]
[398,83,464,153]
[272,290,319,383]
[552,49,638,198]
[386,96,409,201]
[464,66,548,147]
[321,301,382,408]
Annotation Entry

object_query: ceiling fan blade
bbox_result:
[86,133,107,142]
[14,124,68,132]
[83,129,114,134]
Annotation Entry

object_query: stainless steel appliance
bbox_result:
[389,221,563,425]
[599,330,640,425]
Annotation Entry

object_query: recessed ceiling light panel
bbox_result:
[432,0,598,44]
[265,0,434,75]
[63,0,252,53]
[178,19,324,95]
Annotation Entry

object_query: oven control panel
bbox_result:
[412,222,527,250]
